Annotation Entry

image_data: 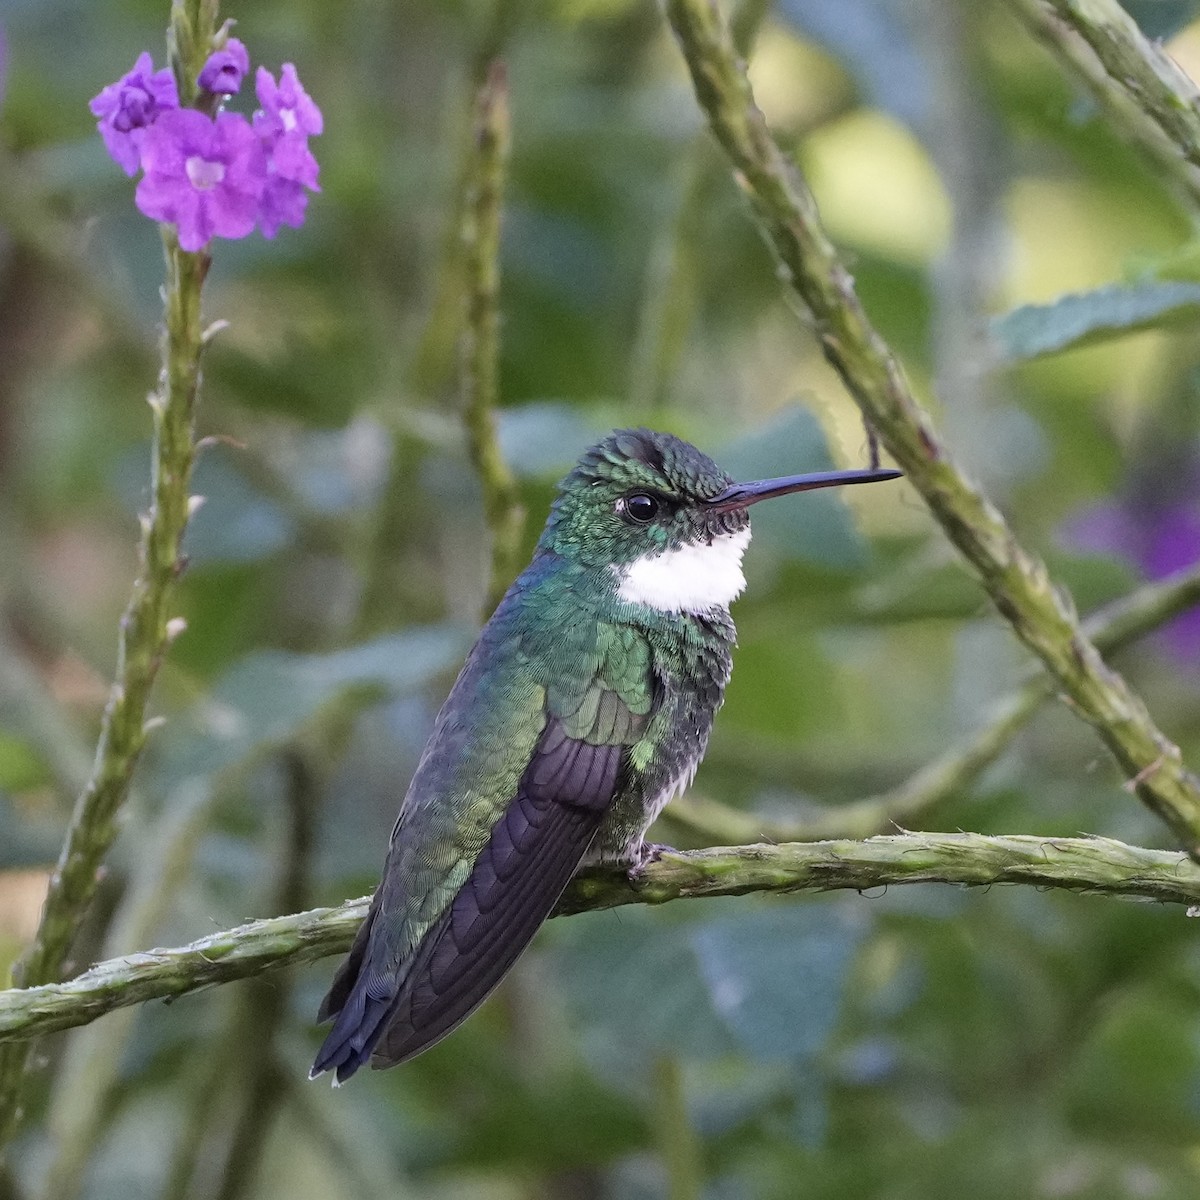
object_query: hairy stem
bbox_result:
[661,0,1200,853]
[1,833,1199,1045]
[462,59,524,612]
[0,233,209,1151]
[669,562,1200,844]
[1003,0,1200,213]
[0,2,221,1152]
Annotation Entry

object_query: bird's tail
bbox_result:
[311,783,606,1083]
[309,899,394,1084]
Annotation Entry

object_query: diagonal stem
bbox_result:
[1003,0,1200,214]
[669,562,1200,844]
[660,0,1200,855]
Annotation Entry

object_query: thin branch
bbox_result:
[355,4,523,635]
[1,833,1200,1046]
[0,0,221,1152]
[407,0,524,397]
[1003,0,1200,213]
[661,0,1200,854]
[669,562,1200,844]
[37,784,215,1200]
[653,1055,701,1200]
[461,59,525,612]
[211,749,317,1200]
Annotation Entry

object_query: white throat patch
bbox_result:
[616,527,751,614]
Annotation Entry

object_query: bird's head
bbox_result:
[539,428,901,614]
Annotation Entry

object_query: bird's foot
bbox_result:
[625,841,676,884]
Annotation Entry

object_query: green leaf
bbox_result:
[554,909,738,1068]
[0,731,50,792]
[691,903,866,1063]
[155,627,468,785]
[1124,0,1200,39]
[991,281,1200,363]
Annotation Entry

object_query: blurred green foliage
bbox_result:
[5,0,1200,1197]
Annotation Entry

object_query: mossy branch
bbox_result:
[0,832,1198,1046]
[462,59,525,613]
[661,0,1200,854]
[1003,0,1200,213]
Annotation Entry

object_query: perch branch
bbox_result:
[1,833,1200,1045]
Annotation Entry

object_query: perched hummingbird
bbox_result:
[311,429,900,1082]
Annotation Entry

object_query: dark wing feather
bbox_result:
[311,722,629,1082]
[371,749,618,1067]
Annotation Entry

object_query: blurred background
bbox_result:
[5,0,1200,1196]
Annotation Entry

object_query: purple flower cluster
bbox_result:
[1067,487,1200,662]
[90,40,322,252]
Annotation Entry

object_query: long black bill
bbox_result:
[706,466,902,513]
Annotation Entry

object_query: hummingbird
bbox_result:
[311,428,900,1082]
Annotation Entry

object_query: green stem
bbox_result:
[653,1056,702,1200]
[1,832,1200,1045]
[37,784,215,1200]
[461,60,525,613]
[661,0,1200,853]
[0,231,209,1151]
[212,749,317,1200]
[1003,0,1200,213]
[0,2,221,1147]
[669,562,1200,844]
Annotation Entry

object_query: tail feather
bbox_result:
[310,902,402,1083]
[310,771,609,1081]
[371,798,600,1068]
[316,900,376,1024]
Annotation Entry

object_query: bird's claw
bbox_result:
[625,841,676,884]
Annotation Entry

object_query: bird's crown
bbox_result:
[537,429,743,569]
[568,428,734,500]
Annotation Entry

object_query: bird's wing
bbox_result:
[312,623,654,1082]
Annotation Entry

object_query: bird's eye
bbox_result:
[620,493,660,523]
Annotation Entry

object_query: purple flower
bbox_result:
[135,109,266,251]
[258,177,310,238]
[254,64,323,139]
[90,52,179,176]
[198,37,250,95]
[266,123,320,188]
[252,64,322,237]
[1066,494,1200,662]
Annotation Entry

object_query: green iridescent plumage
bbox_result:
[311,429,900,1081]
